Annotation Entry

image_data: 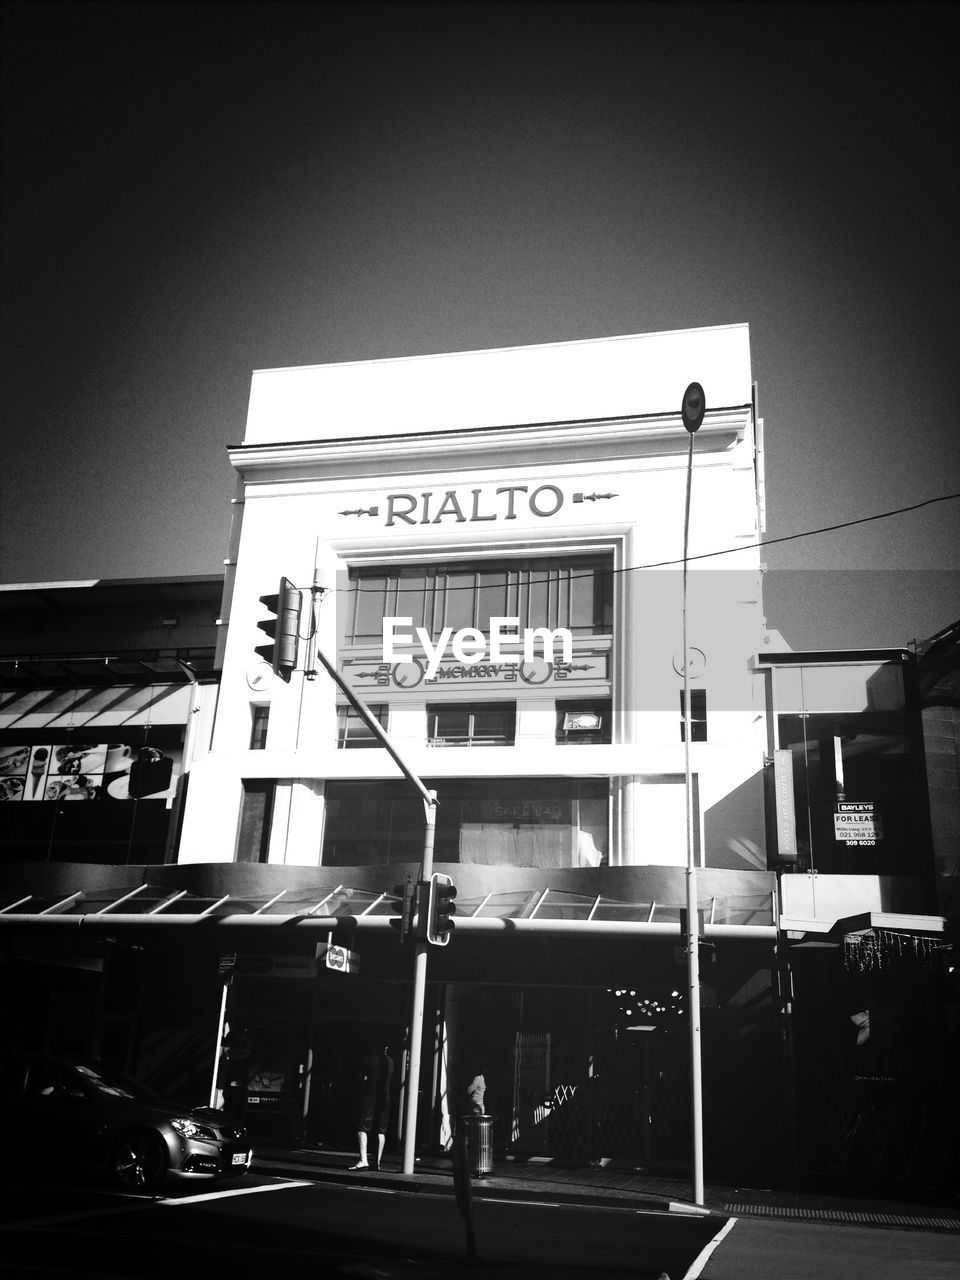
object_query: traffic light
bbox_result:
[255,577,300,681]
[390,877,419,943]
[426,873,457,946]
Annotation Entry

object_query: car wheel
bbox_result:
[110,1129,168,1193]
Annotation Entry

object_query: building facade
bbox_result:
[756,646,955,1184]
[2,329,952,1187]
[171,327,784,1171]
[0,576,222,1072]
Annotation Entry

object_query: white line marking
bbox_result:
[683,1215,738,1280]
[161,1179,314,1205]
[478,1196,562,1207]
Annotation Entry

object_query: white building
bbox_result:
[180,324,771,874]
[170,325,783,1172]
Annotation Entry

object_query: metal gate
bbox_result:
[510,1026,690,1163]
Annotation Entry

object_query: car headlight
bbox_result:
[171,1117,217,1142]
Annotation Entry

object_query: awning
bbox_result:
[0,883,776,940]
[0,648,216,691]
[0,682,193,729]
[782,911,950,940]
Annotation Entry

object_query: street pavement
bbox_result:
[252,1140,960,1233]
[1,1157,957,1280]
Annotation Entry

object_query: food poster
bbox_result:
[0,744,30,800]
[0,740,182,804]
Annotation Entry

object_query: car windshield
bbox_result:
[73,1062,157,1100]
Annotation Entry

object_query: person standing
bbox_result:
[350,1039,393,1170]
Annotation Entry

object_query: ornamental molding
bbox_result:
[228,408,749,485]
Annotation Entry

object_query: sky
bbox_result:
[2,0,958,651]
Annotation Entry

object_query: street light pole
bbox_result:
[680,382,705,1206]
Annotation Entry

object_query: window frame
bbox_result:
[556,699,612,745]
[346,554,614,645]
[679,689,707,742]
[426,701,516,747]
[337,704,389,749]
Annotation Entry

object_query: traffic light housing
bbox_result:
[427,873,457,946]
[390,878,419,943]
[255,577,300,681]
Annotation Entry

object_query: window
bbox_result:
[346,555,613,644]
[679,689,707,741]
[323,777,608,867]
[427,703,515,746]
[235,781,274,863]
[337,704,388,749]
[250,705,270,750]
[772,659,920,875]
[556,700,611,744]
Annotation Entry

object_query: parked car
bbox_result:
[0,1052,252,1194]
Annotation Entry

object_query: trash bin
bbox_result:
[461,1113,494,1177]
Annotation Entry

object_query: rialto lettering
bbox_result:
[385,485,564,527]
[383,617,573,680]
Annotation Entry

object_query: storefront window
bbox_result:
[775,661,925,874]
[0,728,183,864]
[323,777,608,868]
[345,555,613,645]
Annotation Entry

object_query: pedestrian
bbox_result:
[350,1038,393,1170]
[465,1060,488,1115]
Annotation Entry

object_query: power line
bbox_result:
[640,490,960,570]
[342,491,960,591]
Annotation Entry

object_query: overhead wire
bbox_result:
[342,491,960,592]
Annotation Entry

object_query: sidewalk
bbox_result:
[252,1142,960,1233]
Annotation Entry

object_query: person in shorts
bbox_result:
[350,1039,393,1170]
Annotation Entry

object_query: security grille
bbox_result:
[510,1025,690,1163]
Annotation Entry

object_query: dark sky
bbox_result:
[2,1,958,648]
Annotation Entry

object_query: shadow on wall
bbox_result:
[704,770,767,870]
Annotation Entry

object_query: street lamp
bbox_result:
[680,382,705,1206]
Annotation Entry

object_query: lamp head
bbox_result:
[681,382,705,434]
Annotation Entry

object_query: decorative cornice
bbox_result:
[228,407,750,486]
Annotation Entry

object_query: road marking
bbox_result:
[683,1215,738,1280]
[161,1178,313,1205]
[478,1196,562,1207]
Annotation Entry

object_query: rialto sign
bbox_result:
[339,484,616,526]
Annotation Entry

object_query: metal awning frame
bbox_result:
[0,881,777,940]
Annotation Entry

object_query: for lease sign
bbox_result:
[834,802,883,846]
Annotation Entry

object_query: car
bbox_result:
[0,1052,253,1194]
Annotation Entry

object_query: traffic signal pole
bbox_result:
[308,637,438,1175]
[402,792,437,1176]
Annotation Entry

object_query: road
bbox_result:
[0,1172,717,1279]
[1,1173,956,1280]
[693,1214,960,1280]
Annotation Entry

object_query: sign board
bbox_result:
[773,749,798,860]
[834,802,883,846]
[317,943,360,975]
